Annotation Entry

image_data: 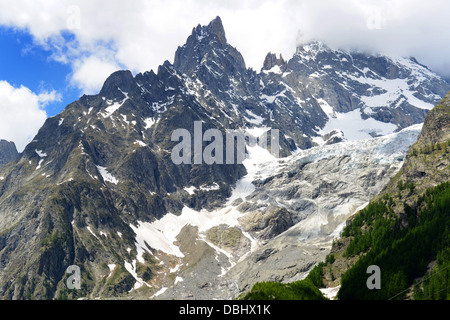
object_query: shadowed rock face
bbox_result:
[0,15,448,300]
[417,91,450,146]
[0,17,248,300]
[262,53,287,72]
[0,140,18,168]
[383,91,450,197]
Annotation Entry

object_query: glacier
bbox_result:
[128,124,422,299]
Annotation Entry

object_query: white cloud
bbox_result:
[287,0,450,76]
[0,0,450,96]
[70,54,121,95]
[35,89,62,106]
[0,81,60,152]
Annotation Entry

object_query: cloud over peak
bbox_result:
[0,80,60,152]
[1,0,449,96]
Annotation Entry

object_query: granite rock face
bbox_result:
[0,16,448,300]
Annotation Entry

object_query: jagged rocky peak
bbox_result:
[170,15,263,128]
[187,15,227,48]
[198,16,227,44]
[262,52,287,72]
[440,90,450,107]
[173,16,246,75]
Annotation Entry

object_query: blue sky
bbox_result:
[1,0,450,152]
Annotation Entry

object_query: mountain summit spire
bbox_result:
[190,16,226,44]
[173,16,245,75]
[262,52,287,72]
[205,16,226,44]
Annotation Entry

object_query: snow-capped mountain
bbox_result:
[260,41,449,147]
[173,17,449,152]
[0,16,447,300]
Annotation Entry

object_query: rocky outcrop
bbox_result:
[0,18,250,299]
[262,53,287,72]
[239,206,294,240]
